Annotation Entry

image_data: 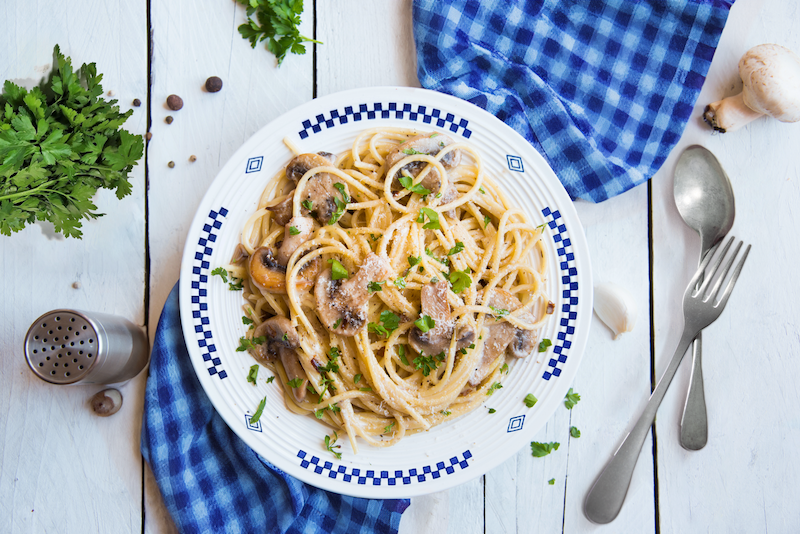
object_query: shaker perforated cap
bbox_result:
[24,310,100,384]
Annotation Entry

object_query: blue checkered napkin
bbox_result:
[413,0,733,202]
[141,283,409,534]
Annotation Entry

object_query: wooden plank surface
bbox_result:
[0,1,148,533]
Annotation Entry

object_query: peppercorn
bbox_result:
[166,94,183,110]
[132,98,141,107]
[168,161,175,168]
[189,155,197,162]
[165,116,174,124]
[145,132,153,140]
[205,76,223,93]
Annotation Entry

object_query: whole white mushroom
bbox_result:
[703,43,800,133]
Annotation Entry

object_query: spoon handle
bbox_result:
[679,333,708,450]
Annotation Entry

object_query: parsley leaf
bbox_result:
[447,269,472,294]
[247,364,259,385]
[211,267,228,283]
[301,199,313,211]
[538,338,552,352]
[398,345,409,366]
[417,207,441,230]
[524,393,538,408]
[383,421,395,434]
[354,374,362,384]
[236,336,265,351]
[328,258,349,280]
[564,388,581,409]
[265,376,275,384]
[484,215,491,228]
[242,316,254,326]
[287,378,304,388]
[447,242,465,256]
[332,318,342,329]
[486,382,503,396]
[0,46,143,239]
[368,281,384,292]
[250,397,267,424]
[487,408,496,414]
[399,174,431,196]
[570,426,581,438]
[408,255,422,267]
[530,441,560,457]
[489,306,509,320]
[289,226,300,235]
[500,363,509,374]
[548,478,556,485]
[327,183,349,225]
[401,148,422,155]
[413,351,446,377]
[368,310,400,338]
[393,276,406,289]
[324,432,342,459]
[414,314,435,333]
[235,0,322,66]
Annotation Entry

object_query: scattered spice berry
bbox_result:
[166,94,183,110]
[72,281,81,289]
[165,116,174,124]
[91,389,122,416]
[132,98,141,107]
[189,155,197,162]
[145,132,153,140]
[168,161,175,168]
[205,76,223,92]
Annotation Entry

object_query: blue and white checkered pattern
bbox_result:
[298,103,472,140]
[413,0,733,202]
[191,208,228,380]
[296,450,472,486]
[142,284,409,534]
[541,207,578,380]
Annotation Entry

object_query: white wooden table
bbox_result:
[2,1,799,532]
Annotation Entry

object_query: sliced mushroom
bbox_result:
[266,194,294,226]
[301,172,349,226]
[408,280,473,356]
[229,243,249,265]
[315,253,390,336]
[276,216,315,266]
[386,134,461,195]
[249,316,308,404]
[249,246,320,294]
[484,288,537,359]
[468,322,517,387]
[438,184,459,218]
[285,153,336,183]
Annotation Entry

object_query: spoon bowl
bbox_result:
[673,145,735,450]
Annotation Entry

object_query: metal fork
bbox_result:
[583,236,750,524]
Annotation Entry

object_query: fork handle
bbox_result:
[679,333,708,450]
[584,329,696,524]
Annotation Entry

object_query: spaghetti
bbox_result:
[225,127,552,452]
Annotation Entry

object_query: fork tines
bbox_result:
[691,236,751,308]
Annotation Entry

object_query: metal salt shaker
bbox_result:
[24,309,149,385]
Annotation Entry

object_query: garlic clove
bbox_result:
[593,282,637,340]
[91,388,123,417]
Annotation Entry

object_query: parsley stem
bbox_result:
[0,180,60,202]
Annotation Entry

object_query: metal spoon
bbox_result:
[673,145,735,450]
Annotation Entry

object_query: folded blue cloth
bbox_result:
[141,283,409,534]
[413,0,733,202]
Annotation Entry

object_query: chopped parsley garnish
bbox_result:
[414,314,435,333]
[570,426,581,438]
[486,382,503,396]
[211,267,228,283]
[401,148,422,155]
[242,316,254,325]
[440,410,451,416]
[500,363,509,374]
[247,364,259,385]
[265,376,275,384]
[417,207,441,230]
[530,441,560,457]
[333,318,342,329]
[301,199,313,211]
[289,226,300,235]
[408,255,422,267]
[368,281,384,292]
[282,332,288,341]
[447,242,465,256]
[536,223,547,232]
[383,421,395,434]
[564,388,580,409]
[399,175,431,196]
[236,336,265,352]
[447,269,472,294]
[524,393,538,408]
[287,378,304,388]
[328,258,349,280]
[250,397,267,424]
[490,306,510,320]
[430,133,439,138]
[548,478,556,485]
[398,345,409,366]
[327,183,349,225]
[488,408,496,414]
[228,278,244,291]
[368,310,401,338]
[394,276,406,289]
[324,432,342,459]
[484,215,491,229]
[413,351,446,377]
[359,387,372,392]
[354,374,362,384]
[479,186,486,194]
[538,338,552,352]
[430,277,439,284]
[314,409,325,419]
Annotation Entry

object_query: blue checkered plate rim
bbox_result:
[179,86,592,498]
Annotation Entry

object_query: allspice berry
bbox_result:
[91,389,123,417]
[189,155,197,162]
[168,161,175,168]
[166,94,183,110]
[132,98,141,107]
[205,76,223,93]
[145,132,153,140]
[165,116,174,124]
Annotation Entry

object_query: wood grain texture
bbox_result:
[0,1,148,533]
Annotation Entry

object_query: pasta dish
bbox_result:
[224,127,553,452]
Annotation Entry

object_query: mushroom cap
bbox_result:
[285,153,336,183]
[249,247,288,294]
[739,43,800,122]
[386,133,461,194]
[251,316,300,363]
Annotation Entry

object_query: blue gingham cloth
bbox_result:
[413,0,733,202]
[141,283,409,534]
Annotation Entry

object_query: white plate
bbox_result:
[179,86,592,498]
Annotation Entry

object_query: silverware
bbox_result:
[583,237,750,524]
[673,146,736,450]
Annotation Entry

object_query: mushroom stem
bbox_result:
[703,92,764,133]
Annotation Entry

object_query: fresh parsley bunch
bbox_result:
[236,0,321,66]
[0,45,143,238]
